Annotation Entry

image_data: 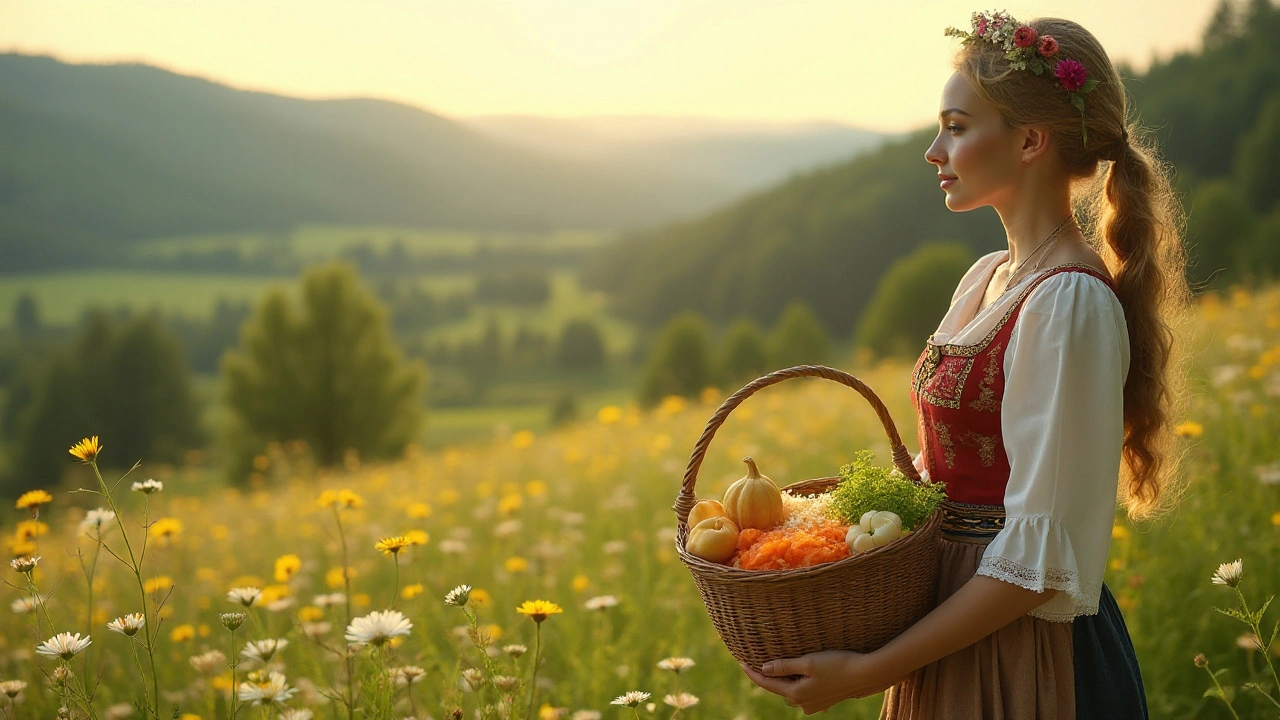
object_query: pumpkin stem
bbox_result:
[742,457,760,478]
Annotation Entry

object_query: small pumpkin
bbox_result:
[721,457,786,530]
[686,516,740,563]
[687,499,727,529]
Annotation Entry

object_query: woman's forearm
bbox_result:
[873,575,1059,681]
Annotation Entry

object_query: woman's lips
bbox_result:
[939,176,957,190]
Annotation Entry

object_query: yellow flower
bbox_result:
[505,556,529,573]
[486,623,503,641]
[148,518,183,543]
[439,488,460,505]
[597,405,622,425]
[658,395,686,416]
[170,624,196,642]
[470,588,491,607]
[1250,365,1267,380]
[1109,558,1125,571]
[406,502,432,519]
[144,576,174,594]
[375,536,413,556]
[317,490,339,508]
[298,605,325,622]
[700,387,720,404]
[338,490,363,508]
[526,480,547,497]
[404,530,429,546]
[274,554,302,582]
[1271,511,1280,527]
[515,600,563,623]
[69,436,103,463]
[571,574,590,593]
[8,537,37,557]
[179,715,203,720]
[1175,421,1203,439]
[498,494,524,515]
[353,593,371,607]
[15,490,53,511]
[512,430,536,449]
[1111,525,1129,540]
[401,584,424,600]
[14,520,49,541]
[260,584,290,605]
[325,566,353,589]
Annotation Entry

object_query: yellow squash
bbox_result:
[721,457,786,530]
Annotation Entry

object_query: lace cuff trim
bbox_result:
[975,555,1101,622]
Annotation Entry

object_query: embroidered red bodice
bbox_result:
[909,264,1116,506]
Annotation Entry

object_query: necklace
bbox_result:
[999,217,1075,295]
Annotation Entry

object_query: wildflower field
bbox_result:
[2,286,1279,720]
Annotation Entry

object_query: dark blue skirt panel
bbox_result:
[1072,583,1148,719]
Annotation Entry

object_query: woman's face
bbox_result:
[925,72,1023,212]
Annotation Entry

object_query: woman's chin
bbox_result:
[942,192,979,212]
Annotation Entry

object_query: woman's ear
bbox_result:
[1019,125,1052,163]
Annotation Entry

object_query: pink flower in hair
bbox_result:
[1039,36,1059,58]
[975,16,988,37]
[1054,58,1088,92]
[1013,26,1038,48]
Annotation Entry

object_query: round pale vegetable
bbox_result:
[851,531,878,554]
[860,509,902,533]
[870,521,902,547]
[687,499,727,529]
[721,457,786,530]
[848,510,905,553]
[686,516,740,563]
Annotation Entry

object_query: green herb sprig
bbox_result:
[830,450,947,532]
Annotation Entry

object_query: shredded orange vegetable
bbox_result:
[731,522,850,570]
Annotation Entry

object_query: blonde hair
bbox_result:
[954,17,1193,521]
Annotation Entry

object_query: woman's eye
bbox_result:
[947,124,963,134]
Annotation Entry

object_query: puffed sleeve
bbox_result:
[974,271,1130,622]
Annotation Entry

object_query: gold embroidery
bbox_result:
[967,342,1002,412]
[935,422,957,469]
[920,356,976,409]
[963,431,998,467]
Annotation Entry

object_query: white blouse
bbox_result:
[913,250,1131,622]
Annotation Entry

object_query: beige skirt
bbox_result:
[878,533,1077,720]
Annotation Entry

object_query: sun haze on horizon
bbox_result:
[0,0,1219,133]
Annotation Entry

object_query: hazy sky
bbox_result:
[1,0,1220,132]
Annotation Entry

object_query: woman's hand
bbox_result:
[739,650,905,715]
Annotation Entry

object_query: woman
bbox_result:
[741,12,1190,718]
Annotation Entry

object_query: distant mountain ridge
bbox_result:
[0,54,885,271]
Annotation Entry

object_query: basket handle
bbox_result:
[673,364,922,539]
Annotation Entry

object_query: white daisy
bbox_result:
[571,712,601,720]
[36,632,92,660]
[0,680,26,698]
[302,622,331,640]
[236,671,297,705]
[106,613,145,637]
[130,479,163,494]
[584,595,619,611]
[10,556,39,574]
[189,649,227,674]
[663,693,699,709]
[439,539,468,554]
[241,638,289,664]
[444,584,472,607]
[227,587,262,606]
[344,609,412,646]
[391,665,427,686]
[278,710,313,720]
[312,593,346,608]
[10,596,40,614]
[79,508,116,536]
[1212,559,1244,587]
[610,691,650,708]
[656,656,695,673]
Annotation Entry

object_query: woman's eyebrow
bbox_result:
[939,108,973,119]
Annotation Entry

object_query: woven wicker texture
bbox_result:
[673,365,943,668]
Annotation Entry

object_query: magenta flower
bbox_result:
[1054,59,1088,92]
[1039,36,1059,58]
[1013,26,1038,48]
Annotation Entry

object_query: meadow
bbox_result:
[1,284,1278,720]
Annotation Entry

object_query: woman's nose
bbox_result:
[925,136,945,166]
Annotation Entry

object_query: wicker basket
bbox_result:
[673,364,943,669]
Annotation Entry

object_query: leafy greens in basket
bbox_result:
[830,450,947,532]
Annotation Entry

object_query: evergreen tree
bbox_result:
[855,242,973,359]
[717,317,769,387]
[222,262,425,476]
[556,318,606,371]
[7,312,202,493]
[12,293,40,337]
[1234,93,1280,213]
[638,312,713,408]
[1188,179,1254,285]
[768,301,830,369]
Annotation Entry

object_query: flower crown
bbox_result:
[945,10,1100,145]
